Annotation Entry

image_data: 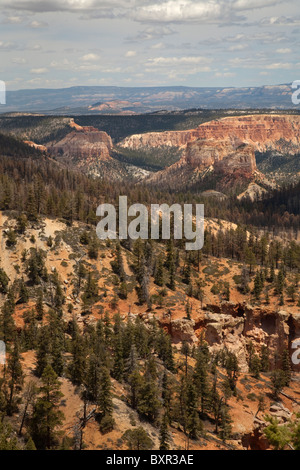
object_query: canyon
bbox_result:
[120,114,300,191]
[20,113,300,194]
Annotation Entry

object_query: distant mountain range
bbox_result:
[0,83,298,114]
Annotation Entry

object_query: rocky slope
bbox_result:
[23,113,300,193]
[48,125,113,164]
[46,123,150,181]
[0,211,299,450]
[123,114,300,191]
[121,114,300,155]
[160,301,300,374]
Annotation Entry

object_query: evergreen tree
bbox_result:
[122,427,153,451]
[0,268,9,294]
[281,350,292,387]
[154,255,164,287]
[159,413,170,450]
[6,340,24,415]
[18,277,29,304]
[219,403,232,441]
[31,365,64,450]
[193,345,210,414]
[97,366,115,433]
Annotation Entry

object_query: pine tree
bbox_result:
[182,259,191,285]
[264,416,291,450]
[260,345,270,372]
[81,271,99,311]
[16,213,28,234]
[250,354,261,379]
[111,242,125,281]
[97,366,115,433]
[18,277,29,304]
[159,413,170,450]
[219,403,232,441]
[281,350,292,387]
[193,345,210,414]
[137,368,161,423]
[0,268,9,294]
[112,332,124,382]
[186,382,202,440]
[154,255,164,287]
[25,437,37,450]
[271,370,286,400]
[36,327,51,378]
[19,380,38,436]
[31,364,64,449]
[87,236,98,260]
[181,341,190,378]
[0,296,16,343]
[161,371,172,420]
[122,427,153,451]
[85,354,102,402]
[6,340,24,415]
[225,351,239,395]
[35,289,44,321]
[69,330,87,386]
[128,368,143,410]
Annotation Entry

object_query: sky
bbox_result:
[0,0,299,90]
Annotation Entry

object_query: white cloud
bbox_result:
[215,72,236,77]
[80,53,100,62]
[228,44,247,51]
[12,57,27,64]
[232,0,285,11]
[133,1,229,23]
[276,48,291,54]
[2,15,24,24]
[0,41,17,50]
[265,62,293,69]
[125,50,137,57]
[151,42,165,49]
[259,15,300,26]
[126,26,175,42]
[148,56,212,66]
[30,67,48,74]
[28,20,48,28]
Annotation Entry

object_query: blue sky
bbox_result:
[0,0,299,90]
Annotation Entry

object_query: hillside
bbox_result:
[0,210,299,450]
[0,120,299,452]
[2,84,300,114]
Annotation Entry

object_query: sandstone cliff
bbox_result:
[120,114,300,190]
[121,115,300,155]
[48,126,113,163]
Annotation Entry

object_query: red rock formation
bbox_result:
[24,140,47,153]
[48,126,113,163]
[121,114,300,155]
[128,114,300,188]
[162,301,300,373]
[184,140,257,174]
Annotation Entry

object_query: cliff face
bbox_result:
[133,114,300,189]
[48,126,113,164]
[24,141,48,153]
[47,125,150,182]
[185,140,257,174]
[121,115,300,155]
[160,302,300,374]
